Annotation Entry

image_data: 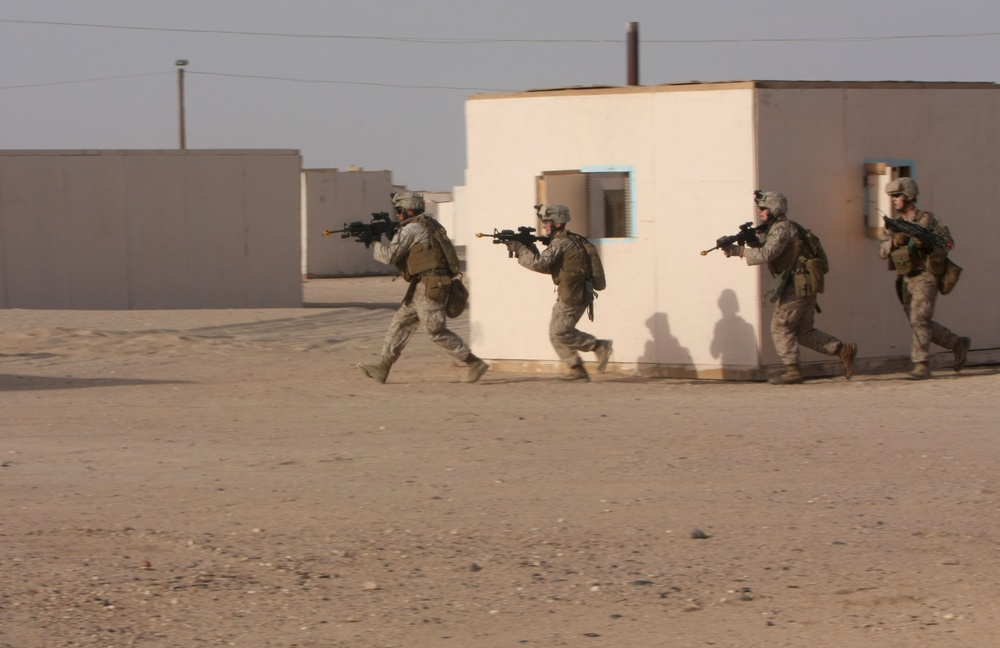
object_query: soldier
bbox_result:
[878,177,970,380]
[504,204,612,382]
[357,192,489,384]
[724,191,857,385]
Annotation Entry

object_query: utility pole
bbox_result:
[176,59,188,149]
[627,22,639,86]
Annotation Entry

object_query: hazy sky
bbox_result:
[3,1,1000,190]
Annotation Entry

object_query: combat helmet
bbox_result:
[534,203,571,224]
[754,190,787,217]
[392,191,425,213]
[885,177,919,201]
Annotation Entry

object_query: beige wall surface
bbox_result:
[465,87,764,377]
[0,150,302,309]
[466,82,1000,378]
[755,86,1000,369]
[301,169,396,277]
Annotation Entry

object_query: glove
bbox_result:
[892,232,909,246]
[505,241,522,254]
[723,244,743,258]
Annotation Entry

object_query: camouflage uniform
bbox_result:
[358,194,488,384]
[373,220,472,364]
[744,219,845,367]
[878,210,964,367]
[515,231,601,367]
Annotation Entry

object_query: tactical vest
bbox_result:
[893,210,949,276]
[765,220,801,277]
[766,218,829,298]
[553,231,602,305]
[394,216,457,281]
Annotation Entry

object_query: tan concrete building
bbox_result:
[0,149,301,309]
[464,81,999,379]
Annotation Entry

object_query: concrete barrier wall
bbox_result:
[301,168,396,278]
[0,149,302,309]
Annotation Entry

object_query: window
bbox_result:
[536,166,635,239]
[864,161,913,238]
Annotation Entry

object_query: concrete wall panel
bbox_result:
[0,150,301,309]
[757,87,1000,365]
[302,169,396,277]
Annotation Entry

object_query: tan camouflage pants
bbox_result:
[899,271,959,363]
[771,286,842,366]
[549,300,598,368]
[380,284,471,364]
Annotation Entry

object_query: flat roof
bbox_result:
[469,79,1000,100]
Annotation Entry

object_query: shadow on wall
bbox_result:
[638,290,762,379]
[639,312,694,375]
[710,289,758,379]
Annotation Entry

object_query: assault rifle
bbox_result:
[476,226,551,257]
[323,212,400,248]
[700,221,767,256]
[882,215,953,249]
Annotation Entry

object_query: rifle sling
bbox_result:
[401,277,420,306]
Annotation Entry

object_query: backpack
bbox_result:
[424,218,462,277]
[567,232,607,291]
[790,221,828,295]
[422,217,467,318]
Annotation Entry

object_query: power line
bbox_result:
[190,70,513,92]
[0,71,168,90]
[3,17,1000,45]
[0,69,513,93]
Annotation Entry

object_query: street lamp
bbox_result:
[176,59,188,149]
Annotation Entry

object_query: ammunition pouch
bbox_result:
[421,271,452,304]
[927,251,947,276]
[889,246,913,275]
[938,258,963,295]
[446,276,469,318]
[804,257,825,294]
[793,271,815,298]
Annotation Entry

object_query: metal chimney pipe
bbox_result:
[627,22,639,86]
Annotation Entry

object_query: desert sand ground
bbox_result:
[2,276,999,648]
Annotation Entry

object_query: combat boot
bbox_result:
[464,355,489,384]
[953,336,971,372]
[561,364,590,382]
[594,339,613,373]
[768,364,804,385]
[357,358,391,384]
[907,362,930,380]
[838,342,858,380]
